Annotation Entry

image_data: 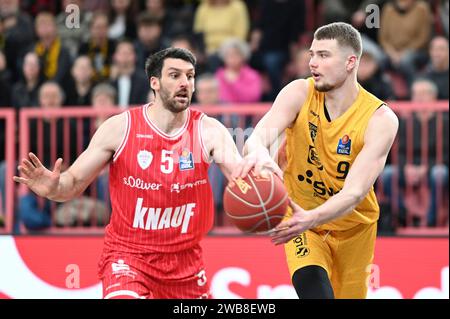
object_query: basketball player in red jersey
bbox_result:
[13,48,241,299]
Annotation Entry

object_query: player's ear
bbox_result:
[346,55,358,72]
[150,76,160,91]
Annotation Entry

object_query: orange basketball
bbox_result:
[223,171,289,233]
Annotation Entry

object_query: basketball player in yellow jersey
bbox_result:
[233,22,399,299]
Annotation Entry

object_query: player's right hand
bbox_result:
[13,152,63,198]
[231,148,283,181]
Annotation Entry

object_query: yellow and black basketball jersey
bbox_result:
[284,78,385,231]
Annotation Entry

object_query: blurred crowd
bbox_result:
[0,0,448,233]
[0,0,448,109]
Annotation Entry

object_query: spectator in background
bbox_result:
[33,12,72,89]
[90,83,119,212]
[287,46,311,82]
[195,73,221,106]
[0,0,34,82]
[0,49,11,216]
[110,40,149,108]
[194,0,249,70]
[0,50,11,172]
[215,38,262,130]
[382,78,448,227]
[108,0,138,41]
[9,52,42,193]
[29,82,69,165]
[195,73,226,224]
[56,0,92,59]
[2,52,41,215]
[145,0,194,40]
[322,0,376,24]
[0,50,10,107]
[134,13,165,70]
[65,55,96,152]
[321,0,388,45]
[438,0,449,37]
[92,82,117,128]
[409,79,449,226]
[0,16,4,50]
[357,50,395,101]
[17,82,112,231]
[65,55,94,107]
[250,0,305,101]
[12,52,43,109]
[0,47,7,76]
[18,191,52,231]
[78,12,116,82]
[18,82,66,231]
[215,38,262,104]
[171,34,208,76]
[379,0,432,88]
[422,36,449,100]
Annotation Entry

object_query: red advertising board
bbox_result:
[0,236,447,299]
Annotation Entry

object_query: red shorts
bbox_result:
[98,245,210,299]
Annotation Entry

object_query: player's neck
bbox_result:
[324,77,359,119]
[147,102,188,135]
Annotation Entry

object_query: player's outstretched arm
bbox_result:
[271,105,399,244]
[233,79,309,179]
[201,116,242,181]
[14,113,126,202]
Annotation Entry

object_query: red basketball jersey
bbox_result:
[103,103,214,254]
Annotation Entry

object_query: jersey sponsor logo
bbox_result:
[111,259,130,272]
[293,234,310,258]
[297,170,340,199]
[307,145,323,170]
[111,259,137,279]
[308,122,318,142]
[337,134,352,155]
[170,179,208,193]
[136,133,153,139]
[123,176,162,191]
[310,110,319,117]
[137,150,153,169]
[132,198,196,234]
[179,148,194,171]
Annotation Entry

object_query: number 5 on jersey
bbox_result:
[161,150,174,174]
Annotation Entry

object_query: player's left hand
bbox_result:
[270,199,317,245]
[231,147,283,181]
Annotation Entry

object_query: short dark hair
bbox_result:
[145,47,196,80]
[115,38,135,51]
[137,12,162,28]
[314,22,362,58]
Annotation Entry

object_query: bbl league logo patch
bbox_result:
[179,148,194,171]
[337,135,352,155]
